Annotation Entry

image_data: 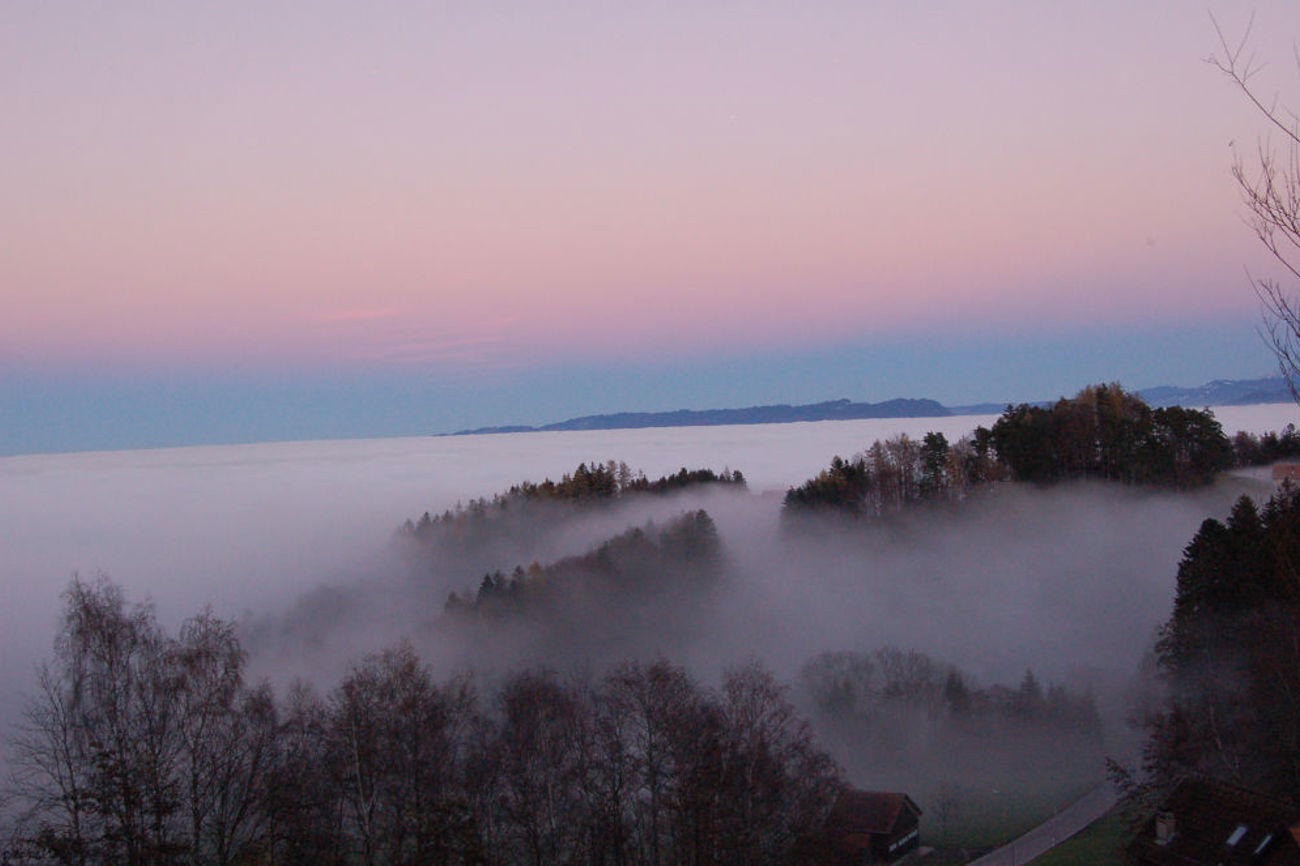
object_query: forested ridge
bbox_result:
[396,463,743,582]
[443,510,722,623]
[399,462,745,542]
[782,384,1282,520]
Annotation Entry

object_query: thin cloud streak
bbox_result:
[336,314,530,371]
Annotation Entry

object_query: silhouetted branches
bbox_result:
[6,578,840,866]
[1210,14,1300,400]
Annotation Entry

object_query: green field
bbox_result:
[921,800,1129,866]
[920,777,1103,864]
[1030,807,1130,866]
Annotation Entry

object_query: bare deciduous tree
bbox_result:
[8,577,845,865]
[493,669,587,866]
[1210,14,1300,398]
[8,577,277,866]
[327,643,479,866]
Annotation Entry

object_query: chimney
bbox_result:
[1155,810,1175,845]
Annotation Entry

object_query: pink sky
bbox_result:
[1,1,1296,377]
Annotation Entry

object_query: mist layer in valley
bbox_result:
[1,405,1294,819]
[246,475,1248,690]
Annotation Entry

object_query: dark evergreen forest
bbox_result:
[1115,488,1300,812]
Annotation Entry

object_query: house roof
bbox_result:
[827,789,922,836]
[1273,464,1300,481]
[1129,776,1300,865]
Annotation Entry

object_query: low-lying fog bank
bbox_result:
[1,405,1294,787]
[242,478,1262,715]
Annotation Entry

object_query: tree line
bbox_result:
[396,463,743,586]
[799,648,1102,785]
[4,577,841,866]
[802,649,1100,738]
[784,384,1239,518]
[1230,423,1300,467]
[986,384,1231,487]
[399,463,745,543]
[781,431,1004,518]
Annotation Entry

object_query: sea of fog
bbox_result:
[1,403,1297,767]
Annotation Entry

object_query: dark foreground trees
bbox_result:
[5,577,840,865]
[1130,488,1300,806]
[6,579,275,866]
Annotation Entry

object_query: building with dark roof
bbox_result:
[1128,776,1300,865]
[824,788,923,864]
[1273,464,1300,486]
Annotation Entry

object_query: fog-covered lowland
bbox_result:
[2,412,1015,732]
[1,402,1296,857]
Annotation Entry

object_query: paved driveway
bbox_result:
[965,785,1118,866]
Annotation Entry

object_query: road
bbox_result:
[964,784,1117,866]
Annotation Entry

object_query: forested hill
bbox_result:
[451,397,950,435]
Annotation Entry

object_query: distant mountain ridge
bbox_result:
[948,377,1295,416]
[451,398,951,435]
[1136,376,1293,408]
[446,376,1294,437]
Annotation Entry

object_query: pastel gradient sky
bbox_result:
[3,1,1298,453]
